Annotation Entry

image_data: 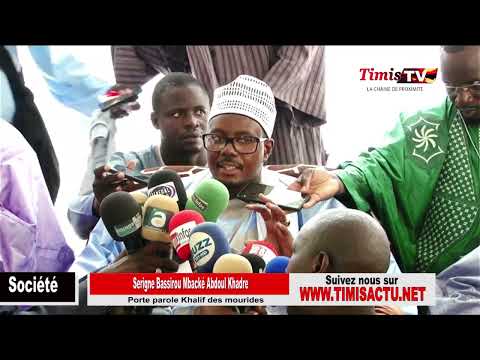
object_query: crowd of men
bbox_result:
[0,45,478,315]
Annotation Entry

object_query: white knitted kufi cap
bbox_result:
[208,75,277,138]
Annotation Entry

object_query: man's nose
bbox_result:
[183,112,200,128]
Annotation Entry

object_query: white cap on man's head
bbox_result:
[208,75,277,138]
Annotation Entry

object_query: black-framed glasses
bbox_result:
[445,80,480,98]
[202,133,269,154]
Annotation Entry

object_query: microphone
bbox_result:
[147,170,188,210]
[100,191,144,254]
[242,254,266,273]
[213,254,253,273]
[242,240,279,265]
[130,190,147,207]
[185,179,229,222]
[265,256,290,316]
[265,256,290,273]
[142,194,179,243]
[189,222,230,273]
[168,210,205,262]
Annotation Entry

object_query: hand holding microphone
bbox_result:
[92,160,138,216]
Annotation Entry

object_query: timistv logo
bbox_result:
[360,67,438,92]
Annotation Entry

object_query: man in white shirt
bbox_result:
[58,75,416,317]
[69,74,341,278]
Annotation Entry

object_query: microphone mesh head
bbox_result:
[185,179,229,222]
[99,191,143,246]
[213,254,253,273]
[265,256,290,273]
[242,254,266,273]
[147,170,187,210]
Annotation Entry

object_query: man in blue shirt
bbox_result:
[68,72,210,239]
[429,246,480,314]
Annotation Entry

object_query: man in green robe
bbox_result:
[289,46,480,274]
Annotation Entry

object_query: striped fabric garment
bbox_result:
[269,104,327,165]
[113,46,326,122]
[112,46,190,87]
[111,46,327,165]
[187,46,327,165]
[186,46,326,122]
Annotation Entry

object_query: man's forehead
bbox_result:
[157,85,208,108]
[441,47,480,84]
[208,114,263,134]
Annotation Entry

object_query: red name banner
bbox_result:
[88,273,436,307]
[90,273,289,296]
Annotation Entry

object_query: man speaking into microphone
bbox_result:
[66,74,411,316]
[72,74,344,280]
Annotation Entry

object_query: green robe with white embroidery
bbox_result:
[338,98,480,274]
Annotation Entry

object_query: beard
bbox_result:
[462,116,480,126]
[459,107,480,126]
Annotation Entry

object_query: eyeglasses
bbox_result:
[202,133,269,154]
[445,81,480,98]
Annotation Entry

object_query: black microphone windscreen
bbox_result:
[100,191,144,253]
[147,170,188,210]
[242,254,266,273]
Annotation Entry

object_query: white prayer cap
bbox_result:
[208,75,277,138]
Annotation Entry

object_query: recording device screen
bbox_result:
[99,86,142,112]
[236,182,309,212]
[110,165,151,187]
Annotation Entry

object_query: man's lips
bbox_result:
[181,133,202,142]
[460,108,480,119]
[217,160,243,171]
